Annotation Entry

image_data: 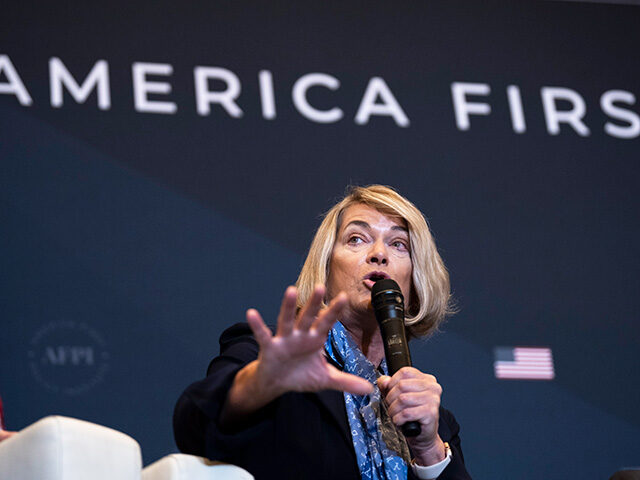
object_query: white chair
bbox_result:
[0,415,142,480]
[142,454,254,480]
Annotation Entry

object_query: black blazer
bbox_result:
[174,323,472,480]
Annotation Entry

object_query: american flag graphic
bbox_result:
[493,347,555,380]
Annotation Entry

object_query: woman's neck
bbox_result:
[341,313,385,366]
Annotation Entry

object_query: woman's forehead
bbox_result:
[338,203,407,231]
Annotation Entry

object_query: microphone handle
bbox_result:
[378,317,422,438]
[401,421,422,437]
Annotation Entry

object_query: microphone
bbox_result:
[371,278,421,437]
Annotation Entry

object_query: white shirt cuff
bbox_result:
[410,443,452,480]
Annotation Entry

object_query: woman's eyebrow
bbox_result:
[344,220,371,231]
[343,221,408,234]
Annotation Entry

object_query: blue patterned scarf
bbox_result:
[324,321,411,480]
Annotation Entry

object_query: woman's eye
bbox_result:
[392,240,408,251]
[348,236,364,244]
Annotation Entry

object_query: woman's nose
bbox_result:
[367,241,388,265]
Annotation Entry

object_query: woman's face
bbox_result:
[327,203,413,317]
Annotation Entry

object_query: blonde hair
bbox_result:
[296,185,453,338]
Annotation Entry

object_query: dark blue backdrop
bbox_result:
[1,1,639,478]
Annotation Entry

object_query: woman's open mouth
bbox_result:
[363,271,389,289]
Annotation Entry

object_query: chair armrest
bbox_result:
[142,454,254,480]
[0,415,141,480]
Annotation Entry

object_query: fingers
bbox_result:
[377,375,392,394]
[383,368,439,394]
[274,284,347,338]
[385,376,441,408]
[296,284,325,330]
[386,390,440,418]
[276,286,298,336]
[312,292,348,336]
[246,308,273,347]
[386,377,441,398]
[390,403,440,427]
[378,367,442,435]
[378,373,440,416]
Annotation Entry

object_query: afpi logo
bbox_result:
[28,321,109,395]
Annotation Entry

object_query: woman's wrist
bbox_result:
[220,360,283,427]
[411,436,446,466]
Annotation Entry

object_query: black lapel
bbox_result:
[313,388,353,447]
[312,351,353,446]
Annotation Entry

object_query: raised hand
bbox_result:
[220,285,373,426]
[248,285,373,396]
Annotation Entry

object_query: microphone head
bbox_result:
[371,279,404,312]
[371,278,402,297]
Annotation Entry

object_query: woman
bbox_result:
[174,185,471,479]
